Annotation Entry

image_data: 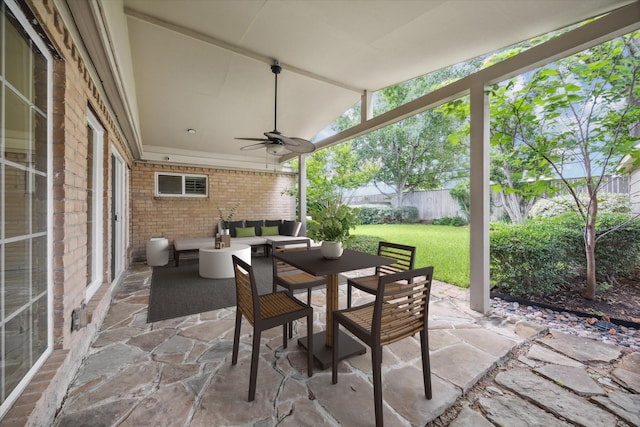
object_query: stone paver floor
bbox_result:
[53,262,640,426]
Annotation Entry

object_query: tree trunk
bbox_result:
[581,196,598,300]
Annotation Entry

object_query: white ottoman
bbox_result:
[199,244,251,279]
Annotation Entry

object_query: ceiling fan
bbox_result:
[236,60,315,155]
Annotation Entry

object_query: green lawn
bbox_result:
[351,224,470,288]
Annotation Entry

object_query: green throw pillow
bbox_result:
[235,227,256,238]
[261,225,279,236]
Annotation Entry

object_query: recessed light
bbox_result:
[187,128,196,134]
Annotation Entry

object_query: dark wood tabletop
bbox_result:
[272,248,394,277]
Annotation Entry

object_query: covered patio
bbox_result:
[50,264,637,426]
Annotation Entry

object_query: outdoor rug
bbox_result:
[147,256,274,322]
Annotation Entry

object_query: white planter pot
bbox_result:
[320,241,343,259]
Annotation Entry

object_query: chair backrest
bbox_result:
[376,242,416,276]
[272,239,311,277]
[232,255,261,325]
[372,266,433,346]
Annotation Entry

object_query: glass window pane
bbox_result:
[32,296,48,361]
[4,308,31,397]
[158,175,182,194]
[5,89,31,166]
[32,236,46,297]
[5,165,30,238]
[32,173,46,233]
[5,239,30,316]
[5,10,31,97]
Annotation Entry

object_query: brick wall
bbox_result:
[131,162,298,261]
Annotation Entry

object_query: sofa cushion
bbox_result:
[261,225,279,236]
[224,220,244,237]
[232,236,269,246]
[279,220,296,236]
[245,220,264,236]
[265,219,282,227]
[235,227,256,238]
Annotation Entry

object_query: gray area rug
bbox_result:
[147,256,274,322]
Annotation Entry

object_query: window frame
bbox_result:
[155,172,208,197]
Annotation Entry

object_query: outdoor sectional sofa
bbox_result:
[172,219,308,266]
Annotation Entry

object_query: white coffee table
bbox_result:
[199,244,251,279]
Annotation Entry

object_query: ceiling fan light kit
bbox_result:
[236,60,315,155]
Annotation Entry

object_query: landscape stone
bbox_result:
[612,367,640,393]
[120,383,194,426]
[154,334,194,354]
[431,342,498,393]
[514,320,547,339]
[449,406,494,427]
[591,391,640,426]
[534,364,605,396]
[478,394,572,427]
[526,343,584,367]
[75,343,146,384]
[449,328,517,358]
[126,328,176,351]
[495,369,617,426]
[53,399,139,427]
[618,352,640,373]
[537,330,621,363]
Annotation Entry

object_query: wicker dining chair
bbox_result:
[346,241,416,308]
[332,266,434,427]
[272,240,325,337]
[231,255,313,402]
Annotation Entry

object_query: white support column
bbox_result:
[361,90,373,122]
[298,154,308,232]
[469,82,491,313]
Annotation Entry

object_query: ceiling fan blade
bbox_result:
[235,137,271,142]
[240,142,269,151]
[278,135,316,153]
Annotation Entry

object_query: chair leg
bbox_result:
[248,329,261,402]
[372,346,384,427]
[232,309,242,365]
[307,311,313,377]
[332,317,339,384]
[420,330,432,399]
[281,323,287,348]
[288,290,294,339]
[347,283,352,308]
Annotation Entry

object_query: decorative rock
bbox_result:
[526,344,584,368]
[538,330,621,363]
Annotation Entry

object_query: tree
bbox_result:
[352,71,474,207]
[493,32,640,299]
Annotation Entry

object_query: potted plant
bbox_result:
[218,202,239,235]
[307,198,360,259]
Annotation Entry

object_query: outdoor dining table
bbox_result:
[273,248,394,369]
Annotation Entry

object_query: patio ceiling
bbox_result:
[67,0,635,171]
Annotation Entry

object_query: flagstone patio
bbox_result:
[50,262,639,427]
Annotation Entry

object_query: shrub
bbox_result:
[530,193,631,219]
[552,212,640,280]
[432,216,468,226]
[357,205,392,225]
[393,206,420,223]
[347,234,381,254]
[490,219,575,295]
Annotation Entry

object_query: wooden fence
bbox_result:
[348,175,630,221]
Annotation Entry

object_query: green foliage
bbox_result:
[491,213,640,295]
[490,220,575,295]
[449,183,471,221]
[357,205,392,224]
[307,199,360,243]
[530,193,631,219]
[392,206,420,223]
[432,216,468,226]
[347,235,382,254]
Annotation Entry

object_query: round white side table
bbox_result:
[199,244,251,279]
[146,237,169,266]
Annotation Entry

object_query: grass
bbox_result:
[351,224,470,288]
